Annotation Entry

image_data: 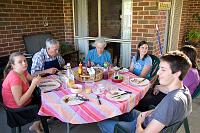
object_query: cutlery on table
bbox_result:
[43,88,60,93]
[97,95,101,105]
[76,94,89,101]
[118,88,132,94]
[38,84,57,87]
[111,92,130,98]
[137,78,146,84]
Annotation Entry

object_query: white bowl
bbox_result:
[70,84,83,93]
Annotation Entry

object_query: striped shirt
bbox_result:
[31,48,65,75]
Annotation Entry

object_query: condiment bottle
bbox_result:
[87,59,91,68]
[66,63,75,87]
[78,62,83,75]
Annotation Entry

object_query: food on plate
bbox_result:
[110,91,119,95]
[130,78,139,83]
[72,85,79,89]
[64,97,69,103]
[130,78,147,85]
[70,84,82,93]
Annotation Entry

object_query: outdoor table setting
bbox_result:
[37,67,151,132]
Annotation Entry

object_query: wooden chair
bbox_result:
[0,80,49,133]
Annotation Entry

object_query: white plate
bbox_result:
[106,90,130,102]
[119,68,129,73]
[129,77,149,86]
[60,94,84,105]
[39,79,60,92]
[92,84,105,95]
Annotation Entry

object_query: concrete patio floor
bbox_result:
[1,95,200,133]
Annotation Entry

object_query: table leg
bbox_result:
[66,123,70,133]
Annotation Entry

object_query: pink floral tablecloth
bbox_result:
[38,72,150,124]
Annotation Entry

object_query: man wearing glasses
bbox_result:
[31,38,65,76]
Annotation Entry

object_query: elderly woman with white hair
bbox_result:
[85,37,112,67]
[31,38,65,76]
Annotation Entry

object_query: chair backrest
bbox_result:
[149,54,160,78]
[160,120,183,133]
[192,83,200,99]
[23,32,52,55]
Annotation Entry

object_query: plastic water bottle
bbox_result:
[66,63,75,87]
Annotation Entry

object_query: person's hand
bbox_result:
[46,68,59,74]
[31,75,41,87]
[153,85,160,95]
[91,62,95,66]
[137,112,148,125]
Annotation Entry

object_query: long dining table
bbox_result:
[38,72,150,133]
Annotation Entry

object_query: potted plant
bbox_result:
[186,29,200,46]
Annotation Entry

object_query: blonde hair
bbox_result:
[4,52,23,79]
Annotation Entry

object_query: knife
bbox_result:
[38,84,57,87]
[118,88,132,94]
[111,92,130,98]
[76,94,89,101]
[97,95,101,105]
[43,88,60,93]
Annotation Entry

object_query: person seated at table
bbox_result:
[31,38,65,76]
[135,45,200,112]
[153,45,200,96]
[129,41,152,79]
[98,50,192,133]
[2,52,43,133]
[180,45,200,95]
[85,37,112,67]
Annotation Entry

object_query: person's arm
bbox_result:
[32,68,58,76]
[153,85,168,95]
[57,54,65,67]
[31,53,44,75]
[11,76,41,106]
[31,53,58,76]
[129,56,135,72]
[139,65,151,78]
[129,62,134,72]
[139,56,152,78]
[106,51,112,66]
[136,119,165,133]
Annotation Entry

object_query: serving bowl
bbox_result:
[111,75,123,83]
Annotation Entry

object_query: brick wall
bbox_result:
[179,0,200,56]
[63,0,74,44]
[131,0,169,56]
[0,0,69,57]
